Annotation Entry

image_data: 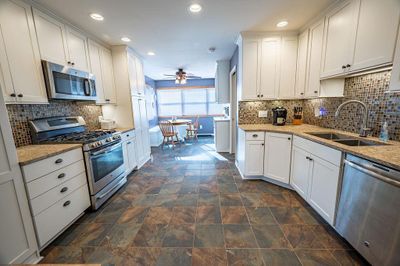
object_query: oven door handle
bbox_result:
[90,143,121,157]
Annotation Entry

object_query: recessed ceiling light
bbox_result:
[276,21,288,28]
[147,51,155,56]
[90,13,104,21]
[121,37,131,42]
[189,4,202,13]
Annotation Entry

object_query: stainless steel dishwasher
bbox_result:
[335,154,400,266]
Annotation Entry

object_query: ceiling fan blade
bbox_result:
[163,74,176,77]
[187,76,202,79]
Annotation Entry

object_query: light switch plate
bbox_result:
[258,110,269,118]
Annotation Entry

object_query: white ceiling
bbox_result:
[34,0,336,80]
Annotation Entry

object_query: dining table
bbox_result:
[167,119,192,141]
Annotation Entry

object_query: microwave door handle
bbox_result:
[84,79,91,96]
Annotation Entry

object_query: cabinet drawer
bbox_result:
[22,148,83,182]
[293,136,342,166]
[245,131,265,141]
[31,172,87,216]
[26,160,85,199]
[121,129,135,142]
[34,184,90,247]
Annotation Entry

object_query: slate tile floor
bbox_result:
[41,137,369,266]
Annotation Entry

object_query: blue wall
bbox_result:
[154,78,216,135]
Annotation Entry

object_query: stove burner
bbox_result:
[46,130,116,144]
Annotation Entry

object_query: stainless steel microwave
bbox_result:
[42,60,97,101]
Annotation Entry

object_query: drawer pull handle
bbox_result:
[127,141,132,144]
[288,137,291,140]
[58,173,66,179]
[127,134,130,137]
[55,158,63,164]
[63,200,71,207]
[252,134,258,138]
[60,187,68,193]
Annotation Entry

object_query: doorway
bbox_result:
[229,66,237,154]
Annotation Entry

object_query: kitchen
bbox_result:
[0,0,399,265]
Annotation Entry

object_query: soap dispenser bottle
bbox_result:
[379,121,389,142]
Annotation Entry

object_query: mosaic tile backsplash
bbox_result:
[7,101,102,147]
[239,71,400,141]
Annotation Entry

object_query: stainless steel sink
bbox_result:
[333,139,388,146]
[307,132,388,146]
[307,132,355,140]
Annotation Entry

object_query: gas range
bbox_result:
[29,116,126,210]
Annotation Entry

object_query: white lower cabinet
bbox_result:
[263,132,292,184]
[20,148,90,249]
[244,140,265,176]
[290,136,342,225]
[122,130,138,175]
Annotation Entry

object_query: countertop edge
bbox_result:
[17,144,82,166]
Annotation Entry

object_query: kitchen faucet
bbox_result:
[335,100,371,137]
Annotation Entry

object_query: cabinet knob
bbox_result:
[17,94,23,98]
[105,99,110,102]
[300,93,304,95]
[60,187,68,193]
[127,141,132,144]
[55,158,63,164]
[261,143,264,146]
[71,62,75,66]
[314,91,318,94]
[252,134,258,138]
[260,94,264,98]
[287,137,291,140]
[67,61,71,64]
[346,64,351,68]
[342,65,346,69]
[10,93,16,97]
[363,241,370,248]
[58,173,66,179]
[63,200,71,207]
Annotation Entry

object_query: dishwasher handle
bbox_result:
[344,159,400,188]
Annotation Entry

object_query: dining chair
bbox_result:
[159,121,179,149]
[186,116,199,142]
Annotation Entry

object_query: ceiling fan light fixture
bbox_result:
[189,4,202,13]
[90,13,104,21]
[276,20,288,28]
[147,51,155,56]
[121,37,131,42]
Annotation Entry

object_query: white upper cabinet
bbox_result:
[278,36,298,99]
[88,40,116,104]
[351,0,400,72]
[100,48,117,103]
[33,8,89,72]
[32,8,68,66]
[306,19,325,97]
[389,31,400,91]
[0,0,47,104]
[127,51,145,97]
[241,39,260,100]
[135,56,145,96]
[215,59,230,103]
[260,37,280,99]
[295,30,309,98]
[65,27,89,72]
[321,0,359,78]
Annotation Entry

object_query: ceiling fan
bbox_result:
[164,68,201,84]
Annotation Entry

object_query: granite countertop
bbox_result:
[239,123,400,171]
[114,127,135,133]
[17,144,82,166]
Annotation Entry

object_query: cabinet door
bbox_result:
[305,19,325,97]
[66,27,89,72]
[242,39,260,100]
[259,37,280,99]
[127,139,138,171]
[244,140,264,176]
[295,30,309,98]
[278,36,298,99]
[128,53,139,96]
[0,0,47,104]
[100,48,117,104]
[88,41,105,104]
[308,156,340,225]
[33,8,68,65]
[290,146,310,200]
[135,57,145,96]
[320,0,359,78]
[389,32,400,91]
[264,133,292,184]
[0,87,38,263]
[138,98,151,157]
[351,0,400,71]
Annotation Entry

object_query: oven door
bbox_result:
[85,142,125,195]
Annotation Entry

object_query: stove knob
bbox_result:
[106,137,112,142]
[90,143,96,148]
[97,141,102,146]
[113,135,120,140]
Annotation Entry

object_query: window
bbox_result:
[157,87,224,117]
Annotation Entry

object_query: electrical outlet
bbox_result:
[258,110,269,118]
[199,125,203,129]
